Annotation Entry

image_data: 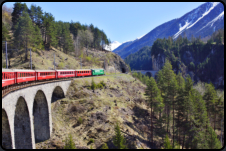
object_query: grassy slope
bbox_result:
[35,74,161,149]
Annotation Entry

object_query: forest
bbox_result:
[125,29,224,89]
[132,59,224,149]
[2,2,110,62]
[124,46,152,70]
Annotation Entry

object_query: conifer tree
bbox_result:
[2,23,10,40]
[175,72,185,145]
[113,122,127,149]
[145,77,163,145]
[14,11,35,61]
[168,73,178,148]
[161,59,175,136]
[181,75,193,149]
[11,2,24,30]
[64,133,76,149]
[163,134,172,149]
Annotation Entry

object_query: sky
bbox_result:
[3,2,205,43]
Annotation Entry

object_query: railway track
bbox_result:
[2,73,123,98]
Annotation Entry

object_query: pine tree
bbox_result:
[161,59,176,136]
[163,134,172,149]
[181,75,193,149]
[64,133,76,149]
[168,73,178,148]
[11,2,23,30]
[14,11,35,61]
[145,77,163,145]
[113,122,127,149]
[175,72,185,145]
[203,83,217,141]
[2,23,10,41]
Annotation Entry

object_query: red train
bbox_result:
[2,68,103,88]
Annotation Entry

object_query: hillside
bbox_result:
[2,45,129,74]
[35,74,158,149]
[113,2,224,59]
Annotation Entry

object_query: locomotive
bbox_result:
[2,68,105,88]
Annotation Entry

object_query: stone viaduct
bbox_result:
[2,80,72,149]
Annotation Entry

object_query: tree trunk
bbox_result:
[25,37,28,61]
[86,45,88,56]
[173,98,175,148]
[151,102,153,145]
[178,110,180,145]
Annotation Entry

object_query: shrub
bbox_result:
[64,133,76,149]
[91,78,97,90]
[100,80,106,87]
[77,117,83,124]
[58,62,65,69]
[85,80,90,86]
[97,83,104,89]
[113,122,127,149]
[86,56,91,62]
[90,138,94,143]
[101,143,109,149]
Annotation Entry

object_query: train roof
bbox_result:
[56,69,75,71]
[74,69,92,71]
[91,68,104,70]
[35,70,56,72]
[13,69,35,72]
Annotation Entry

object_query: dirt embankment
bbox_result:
[5,46,129,74]
[35,74,162,149]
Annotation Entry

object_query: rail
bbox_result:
[2,78,73,98]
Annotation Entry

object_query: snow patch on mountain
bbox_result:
[196,11,224,33]
[173,2,220,39]
[173,20,190,39]
[187,2,219,29]
[104,41,122,51]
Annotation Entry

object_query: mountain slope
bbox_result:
[114,2,224,59]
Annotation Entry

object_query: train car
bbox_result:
[35,70,56,81]
[14,69,36,84]
[56,70,75,79]
[75,69,92,77]
[91,69,105,76]
[2,69,15,88]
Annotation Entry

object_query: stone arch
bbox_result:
[145,72,152,77]
[51,86,65,103]
[2,109,12,149]
[33,90,50,143]
[14,97,32,149]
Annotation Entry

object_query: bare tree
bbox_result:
[78,29,94,56]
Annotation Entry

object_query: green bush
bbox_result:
[58,62,65,69]
[101,143,109,149]
[113,122,127,149]
[90,138,94,143]
[97,83,104,89]
[64,133,76,149]
[85,80,90,86]
[77,117,83,124]
[91,78,97,90]
[86,56,91,62]
[100,80,106,87]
